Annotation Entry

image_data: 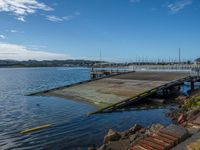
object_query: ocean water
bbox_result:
[0,67,172,150]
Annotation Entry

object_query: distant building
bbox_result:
[194,58,200,65]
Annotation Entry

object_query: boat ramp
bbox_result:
[28,70,200,115]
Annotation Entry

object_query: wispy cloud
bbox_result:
[130,0,141,3]
[0,0,53,22]
[0,43,70,61]
[10,30,18,33]
[167,0,192,14]
[0,35,5,39]
[46,15,64,22]
[46,12,80,22]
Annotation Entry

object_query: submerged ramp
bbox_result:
[37,71,190,110]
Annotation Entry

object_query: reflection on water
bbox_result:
[0,67,172,150]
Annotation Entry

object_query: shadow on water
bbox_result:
[1,67,195,150]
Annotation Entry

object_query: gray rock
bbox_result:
[186,107,200,120]
[101,139,129,150]
[120,131,128,139]
[97,145,107,150]
[104,129,121,144]
[187,127,200,135]
[172,131,200,150]
[129,133,138,142]
[149,123,164,133]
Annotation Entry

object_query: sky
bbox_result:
[0,0,200,62]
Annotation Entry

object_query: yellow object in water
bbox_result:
[20,124,51,135]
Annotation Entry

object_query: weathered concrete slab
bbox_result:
[172,131,200,150]
[41,71,190,108]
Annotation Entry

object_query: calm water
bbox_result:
[0,67,172,150]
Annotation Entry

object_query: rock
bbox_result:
[176,95,187,104]
[97,145,107,150]
[129,133,146,147]
[139,128,146,134]
[149,124,164,133]
[106,139,129,150]
[190,115,200,126]
[166,110,181,120]
[187,139,200,150]
[129,133,138,142]
[128,124,142,135]
[186,107,200,120]
[98,139,129,150]
[88,147,97,150]
[187,127,200,135]
[120,131,128,139]
[103,129,121,144]
[177,114,186,124]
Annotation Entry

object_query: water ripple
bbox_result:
[0,67,172,150]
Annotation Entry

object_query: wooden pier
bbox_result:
[90,69,130,79]
[28,71,200,115]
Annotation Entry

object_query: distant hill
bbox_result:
[0,60,107,68]
[195,58,200,62]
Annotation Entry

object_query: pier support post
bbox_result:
[191,80,194,91]
[162,89,168,97]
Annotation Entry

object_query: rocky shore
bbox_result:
[89,90,200,150]
[88,123,165,150]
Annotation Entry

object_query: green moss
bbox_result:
[183,95,200,110]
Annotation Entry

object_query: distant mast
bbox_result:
[100,49,102,68]
[179,48,181,64]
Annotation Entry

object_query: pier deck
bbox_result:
[38,71,191,110]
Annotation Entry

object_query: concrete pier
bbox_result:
[28,71,199,114]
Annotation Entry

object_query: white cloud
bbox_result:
[46,15,74,22]
[0,43,70,60]
[10,29,18,33]
[8,29,24,33]
[0,0,53,21]
[167,0,192,13]
[0,35,5,39]
[130,0,141,3]
[46,12,80,22]
[46,15,63,22]
[17,16,26,22]
[62,15,73,21]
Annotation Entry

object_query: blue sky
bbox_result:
[0,0,199,62]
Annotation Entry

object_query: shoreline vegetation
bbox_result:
[0,60,106,68]
[89,89,200,150]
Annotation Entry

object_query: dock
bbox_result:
[28,71,200,114]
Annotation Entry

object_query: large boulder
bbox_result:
[103,129,121,144]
